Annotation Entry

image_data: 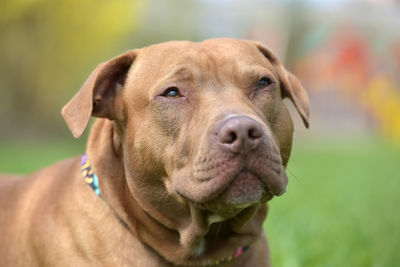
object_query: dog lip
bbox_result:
[218,169,264,202]
[176,168,265,205]
[205,168,258,200]
[173,151,288,205]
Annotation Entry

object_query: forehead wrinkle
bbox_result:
[155,65,198,88]
[236,64,276,80]
[192,47,223,89]
[167,66,196,82]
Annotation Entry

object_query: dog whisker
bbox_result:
[286,167,302,182]
[157,190,173,209]
[213,222,223,242]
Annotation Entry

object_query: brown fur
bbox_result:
[0,38,309,266]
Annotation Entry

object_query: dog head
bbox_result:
[62,38,309,261]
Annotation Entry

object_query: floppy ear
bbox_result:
[250,41,310,128]
[61,51,137,138]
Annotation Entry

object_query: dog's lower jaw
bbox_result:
[176,202,266,262]
[179,202,210,256]
[175,205,268,267]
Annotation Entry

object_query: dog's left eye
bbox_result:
[162,87,182,98]
[257,77,274,90]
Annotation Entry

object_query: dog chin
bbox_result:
[196,170,272,219]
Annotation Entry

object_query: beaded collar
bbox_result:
[209,245,249,265]
[80,154,101,196]
[80,154,250,265]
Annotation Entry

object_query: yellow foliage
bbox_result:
[363,74,400,144]
[0,0,44,23]
[0,0,143,123]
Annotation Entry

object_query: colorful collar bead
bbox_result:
[81,154,101,196]
[212,245,249,265]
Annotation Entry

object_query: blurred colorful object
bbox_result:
[293,24,400,143]
[1,0,399,143]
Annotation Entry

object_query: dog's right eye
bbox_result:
[162,87,182,98]
[257,76,274,90]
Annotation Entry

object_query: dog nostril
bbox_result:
[221,131,237,144]
[248,128,262,139]
[229,132,237,143]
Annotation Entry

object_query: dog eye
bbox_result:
[257,77,274,90]
[162,87,181,98]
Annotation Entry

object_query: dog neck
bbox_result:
[85,119,266,265]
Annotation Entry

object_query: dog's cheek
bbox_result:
[271,103,294,167]
[124,116,167,178]
[169,137,191,171]
[163,116,203,181]
[152,102,188,139]
[126,105,190,180]
[151,101,197,163]
[252,88,280,127]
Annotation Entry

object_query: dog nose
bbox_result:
[217,116,263,154]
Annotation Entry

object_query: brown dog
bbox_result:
[0,38,309,266]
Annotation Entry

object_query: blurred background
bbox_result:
[1,0,399,266]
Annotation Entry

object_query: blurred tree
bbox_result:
[0,0,142,137]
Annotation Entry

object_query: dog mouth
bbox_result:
[172,148,288,218]
[195,169,272,218]
[219,169,268,205]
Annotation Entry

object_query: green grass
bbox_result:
[0,139,86,174]
[266,139,400,267]
[0,137,399,266]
